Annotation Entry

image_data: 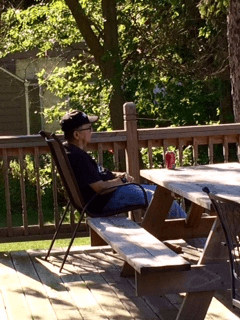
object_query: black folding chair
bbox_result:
[39,131,148,272]
[203,187,240,308]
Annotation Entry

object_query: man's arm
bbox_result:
[89,173,134,194]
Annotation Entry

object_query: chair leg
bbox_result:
[59,211,85,272]
[45,201,71,261]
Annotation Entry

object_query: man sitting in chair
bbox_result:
[60,110,186,217]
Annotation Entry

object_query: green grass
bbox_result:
[0,237,90,252]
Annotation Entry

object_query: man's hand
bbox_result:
[89,172,134,194]
[119,172,134,183]
[112,172,134,182]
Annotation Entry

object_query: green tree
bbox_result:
[0,0,231,129]
[198,0,234,123]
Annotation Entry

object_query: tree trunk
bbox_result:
[65,0,125,130]
[219,79,234,123]
[109,83,125,129]
[227,0,240,122]
[101,0,125,129]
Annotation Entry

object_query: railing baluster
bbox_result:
[148,140,153,168]
[178,139,183,166]
[163,140,168,167]
[223,136,229,163]
[34,147,43,234]
[98,143,103,167]
[0,118,240,242]
[51,156,60,229]
[18,148,28,236]
[2,148,13,236]
[208,137,214,164]
[113,142,119,171]
[238,136,240,162]
[193,138,198,166]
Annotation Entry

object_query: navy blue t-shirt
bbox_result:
[64,143,114,213]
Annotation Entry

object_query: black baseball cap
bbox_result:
[60,110,99,133]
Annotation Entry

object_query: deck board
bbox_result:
[0,246,239,320]
[0,252,33,320]
[11,251,57,320]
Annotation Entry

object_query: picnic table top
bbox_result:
[141,162,240,210]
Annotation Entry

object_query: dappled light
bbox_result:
[0,246,239,319]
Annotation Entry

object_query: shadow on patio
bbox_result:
[0,245,240,320]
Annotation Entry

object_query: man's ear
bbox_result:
[73,130,84,141]
[72,130,79,140]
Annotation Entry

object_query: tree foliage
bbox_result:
[0,0,232,130]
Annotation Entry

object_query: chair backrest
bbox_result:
[203,187,240,308]
[39,131,85,212]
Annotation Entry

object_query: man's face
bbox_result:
[74,123,93,144]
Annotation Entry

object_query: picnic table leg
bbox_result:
[185,202,205,228]
[176,291,214,320]
[141,185,174,238]
[120,261,135,277]
[121,185,174,276]
[176,217,228,320]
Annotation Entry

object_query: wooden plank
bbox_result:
[124,102,140,183]
[86,252,168,320]
[138,123,240,140]
[238,136,240,162]
[136,263,233,295]
[34,146,44,233]
[30,250,83,320]
[0,290,8,320]
[185,203,205,228]
[97,142,103,167]
[0,252,33,320]
[113,141,119,171]
[206,296,240,320]
[223,136,229,163]
[163,140,168,167]
[1,246,239,320]
[90,227,108,246]
[18,148,28,235]
[141,185,175,238]
[87,216,190,274]
[176,291,214,320]
[51,159,60,228]
[0,223,88,242]
[193,137,198,165]
[208,137,214,164]
[175,218,226,320]
[148,140,153,168]
[2,148,12,236]
[73,251,133,319]
[10,251,57,319]
[51,249,117,320]
[154,216,215,241]
[178,139,184,166]
[140,163,240,209]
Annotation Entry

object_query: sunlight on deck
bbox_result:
[0,245,239,320]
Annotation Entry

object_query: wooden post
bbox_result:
[123,102,142,221]
[123,102,140,183]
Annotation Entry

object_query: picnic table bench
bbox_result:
[87,216,190,279]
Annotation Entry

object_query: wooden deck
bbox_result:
[0,244,240,320]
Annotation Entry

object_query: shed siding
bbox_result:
[0,70,27,136]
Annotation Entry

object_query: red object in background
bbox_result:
[165,152,176,169]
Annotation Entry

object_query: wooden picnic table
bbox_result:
[140,162,240,320]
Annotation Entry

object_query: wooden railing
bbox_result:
[0,102,240,242]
